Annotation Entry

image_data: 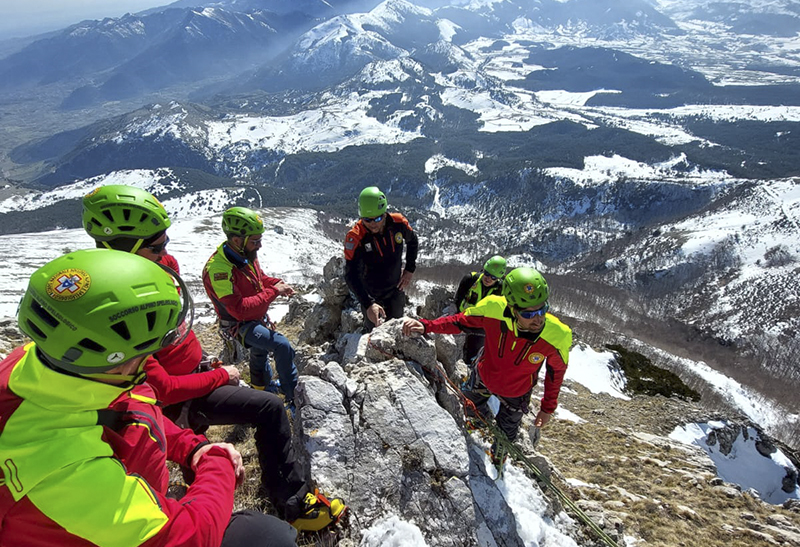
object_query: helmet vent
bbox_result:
[134,338,158,351]
[110,321,131,341]
[146,311,157,331]
[102,210,114,222]
[25,320,46,339]
[31,299,59,328]
[122,209,131,221]
[77,338,105,353]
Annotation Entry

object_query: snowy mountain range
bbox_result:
[0,0,798,449]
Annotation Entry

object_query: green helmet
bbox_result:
[17,249,191,375]
[502,267,549,309]
[222,207,265,237]
[82,185,171,242]
[358,186,388,218]
[483,255,507,279]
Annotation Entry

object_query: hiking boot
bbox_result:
[289,489,347,532]
[488,442,508,478]
[464,417,488,432]
[250,379,280,392]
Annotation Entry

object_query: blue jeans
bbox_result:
[242,322,298,403]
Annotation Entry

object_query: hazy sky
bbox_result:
[0,0,172,39]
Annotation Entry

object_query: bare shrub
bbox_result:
[764,245,795,268]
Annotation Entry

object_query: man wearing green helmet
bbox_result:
[0,249,298,546]
[454,255,507,365]
[403,267,572,467]
[203,206,300,403]
[344,186,419,330]
[84,188,344,531]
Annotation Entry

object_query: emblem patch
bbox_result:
[46,269,90,301]
[528,352,546,365]
[107,351,126,364]
[365,243,373,252]
[394,232,403,244]
[214,272,228,281]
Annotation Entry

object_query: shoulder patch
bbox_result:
[528,352,546,366]
[394,232,403,244]
[213,272,228,281]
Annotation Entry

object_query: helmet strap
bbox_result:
[227,234,246,254]
[102,239,145,253]
[129,239,145,253]
[80,369,148,390]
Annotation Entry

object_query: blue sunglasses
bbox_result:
[362,215,384,223]
[516,303,549,319]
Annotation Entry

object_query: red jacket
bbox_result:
[420,295,571,413]
[202,243,282,324]
[0,345,236,547]
[101,381,209,494]
[149,254,229,405]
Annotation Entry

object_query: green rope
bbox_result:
[479,419,621,547]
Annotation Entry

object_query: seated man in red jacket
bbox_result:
[82,185,344,532]
[201,206,299,407]
[0,249,297,546]
[403,267,572,467]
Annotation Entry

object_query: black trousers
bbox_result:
[363,289,406,331]
[221,510,297,547]
[165,385,306,516]
[463,333,485,366]
[461,366,532,443]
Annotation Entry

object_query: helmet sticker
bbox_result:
[85,188,100,198]
[524,283,534,294]
[103,227,113,235]
[107,351,126,364]
[394,232,403,244]
[46,269,91,301]
[528,352,546,365]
